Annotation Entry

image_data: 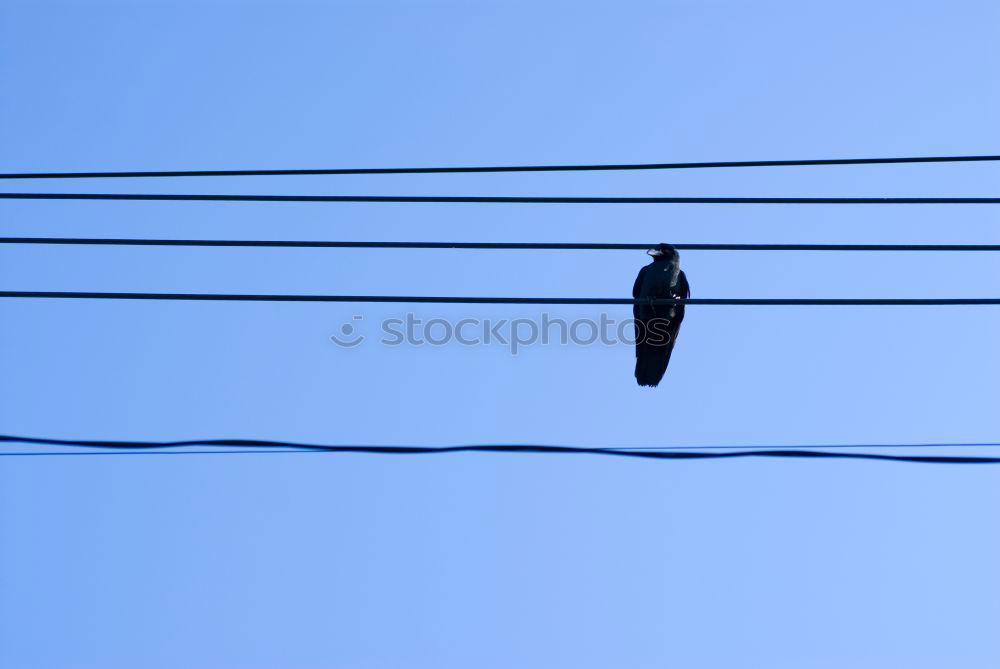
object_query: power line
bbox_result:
[4,237,1000,252]
[0,437,997,464]
[619,443,1000,451]
[1,291,998,305]
[3,193,1000,204]
[7,450,999,464]
[4,435,996,451]
[2,154,1000,179]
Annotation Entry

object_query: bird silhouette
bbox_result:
[632,243,690,387]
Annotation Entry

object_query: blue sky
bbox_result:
[1,1,999,667]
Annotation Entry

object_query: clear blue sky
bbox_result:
[2,1,999,667]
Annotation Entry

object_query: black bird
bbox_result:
[632,243,690,387]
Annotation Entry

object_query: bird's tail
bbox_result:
[635,343,672,387]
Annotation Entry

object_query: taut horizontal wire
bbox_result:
[2,154,999,179]
[1,292,998,305]
[2,193,1000,204]
[3,238,1000,252]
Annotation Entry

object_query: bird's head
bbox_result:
[646,243,679,263]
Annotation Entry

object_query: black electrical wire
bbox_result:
[2,154,999,179]
[1,291,998,305]
[4,435,996,451]
[2,193,1000,204]
[7,450,1000,463]
[0,435,998,464]
[3,238,1000,252]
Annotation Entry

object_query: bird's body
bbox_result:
[633,244,689,387]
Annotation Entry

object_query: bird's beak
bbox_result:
[647,248,662,256]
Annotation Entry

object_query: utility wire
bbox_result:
[3,237,1000,252]
[0,435,997,464]
[617,443,1000,451]
[7,450,1000,464]
[2,154,1000,179]
[1,291,999,305]
[3,435,996,451]
[2,193,1000,204]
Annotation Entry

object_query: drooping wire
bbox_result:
[4,435,997,451]
[2,154,999,179]
[0,435,998,464]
